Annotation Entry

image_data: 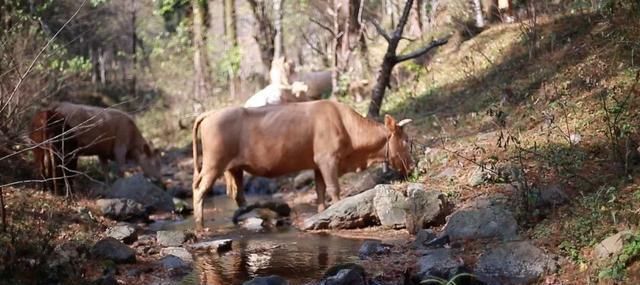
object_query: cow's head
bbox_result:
[139,143,162,182]
[384,114,414,176]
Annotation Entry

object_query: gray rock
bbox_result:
[244,175,279,195]
[243,275,289,285]
[594,230,635,260]
[160,247,193,263]
[435,167,457,181]
[157,231,187,247]
[91,237,136,264]
[358,240,391,259]
[188,239,233,253]
[105,224,137,244]
[110,174,175,212]
[534,184,569,208]
[159,255,190,271]
[303,188,379,230]
[49,242,80,267]
[293,170,315,189]
[405,185,446,235]
[475,241,557,285]
[96,198,147,221]
[444,205,518,242]
[342,164,402,195]
[413,229,438,249]
[373,185,407,229]
[93,274,117,285]
[320,263,366,285]
[233,201,291,224]
[241,217,268,231]
[415,248,465,280]
[468,166,490,187]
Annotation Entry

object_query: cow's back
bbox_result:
[51,102,136,157]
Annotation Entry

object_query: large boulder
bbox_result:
[320,263,366,285]
[594,230,635,261]
[443,205,518,242]
[109,174,175,212]
[96,198,147,221]
[91,237,136,264]
[232,201,291,224]
[373,185,407,229]
[105,223,138,244]
[413,229,438,249]
[243,275,289,285]
[341,164,402,195]
[415,248,466,281]
[303,188,378,230]
[475,241,557,285]
[404,184,446,234]
[293,170,315,190]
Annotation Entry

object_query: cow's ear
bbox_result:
[384,114,397,132]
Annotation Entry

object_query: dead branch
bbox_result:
[310,17,336,36]
[370,18,391,42]
[395,38,448,63]
[0,187,5,232]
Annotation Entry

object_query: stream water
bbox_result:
[153,195,367,285]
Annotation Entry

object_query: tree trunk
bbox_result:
[131,0,137,97]
[247,0,275,71]
[331,0,340,98]
[470,0,485,29]
[408,0,423,37]
[224,0,239,98]
[192,0,211,99]
[273,0,284,60]
[368,53,396,117]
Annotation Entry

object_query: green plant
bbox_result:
[599,231,640,280]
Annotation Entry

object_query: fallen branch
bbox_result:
[395,38,449,63]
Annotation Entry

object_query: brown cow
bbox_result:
[191,100,414,230]
[49,102,161,182]
[29,110,78,194]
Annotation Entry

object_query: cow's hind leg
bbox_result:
[225,169,246,207]
[193,165,223,231]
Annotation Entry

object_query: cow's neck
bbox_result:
[345,114,390,165]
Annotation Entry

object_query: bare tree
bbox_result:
[273,0,284,59]
[470,0,485,28]
[247,0,276,70]
[192,0,211,99]
[367,0,448,118]
[224,0,240,98]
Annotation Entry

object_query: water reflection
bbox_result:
[157,196,365,285]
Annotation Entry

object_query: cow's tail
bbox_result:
[192,112,208,188]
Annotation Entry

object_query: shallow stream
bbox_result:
[154,195,367,285]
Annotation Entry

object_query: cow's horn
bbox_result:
[397,119,413,127]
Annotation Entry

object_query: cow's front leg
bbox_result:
[113,145,127,177]
[314,169,327,212]
[99,156,111,184]
[224,169,246,207]
[317,161,341,209]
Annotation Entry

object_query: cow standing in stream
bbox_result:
[191,100,414,230]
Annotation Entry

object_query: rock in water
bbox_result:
[91,237,136,264]
[109,174,175,212]
[373,185,407,229]
[303,189,378,230]
[320,263,366,285]
[475,241,557,285]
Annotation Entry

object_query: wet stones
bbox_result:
[96,198,147,221]
[157,231,187,247]
[358,240,392,259]
[415,248,466,281]
[188,239,233,253]
[320,263,367,285]
[105,223,138,244]
[91,237,136,264]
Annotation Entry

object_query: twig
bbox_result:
[395,38,449,63]
[310,17,336,36]
[0,0,88,115]
[0,186,5,232]
[369,18,391,42]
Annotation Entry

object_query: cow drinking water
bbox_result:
[191,100,414,230]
